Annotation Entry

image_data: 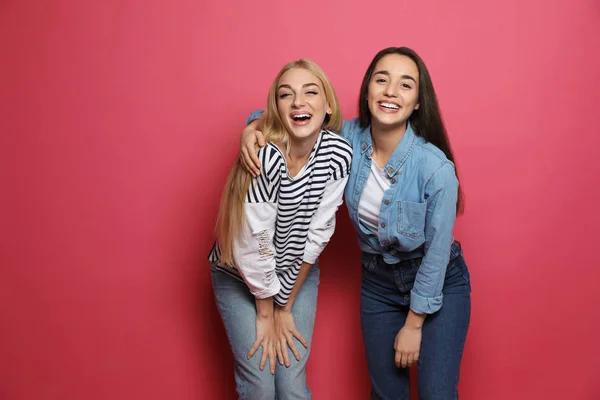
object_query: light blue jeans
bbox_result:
[211,263,320,400]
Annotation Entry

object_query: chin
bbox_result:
[373,116,398,125]
[289,126,319,139]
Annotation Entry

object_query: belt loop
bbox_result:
[410,257,423,268]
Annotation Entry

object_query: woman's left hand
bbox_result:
[394,326,422,368]
[274,307,307,367]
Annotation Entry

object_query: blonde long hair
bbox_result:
[216,59,342,266]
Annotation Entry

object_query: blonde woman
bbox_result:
[208,59,352,399]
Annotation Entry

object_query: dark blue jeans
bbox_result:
[360,242,471,400]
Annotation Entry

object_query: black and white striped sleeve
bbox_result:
[232,145,283,298]
[303,134,353,264]
[328,134,353,181]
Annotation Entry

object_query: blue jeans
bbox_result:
[361,242,471,400]
[211,263,320,400]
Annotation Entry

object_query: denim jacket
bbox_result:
[247,112,459,314]
[342,118,458,314]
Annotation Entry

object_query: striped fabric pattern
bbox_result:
[209,130,352,305]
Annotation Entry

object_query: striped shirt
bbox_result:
[209,129,352,306]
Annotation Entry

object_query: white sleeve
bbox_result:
[303,175,348,264]
[232,145,283,299]
[233,202,281,299]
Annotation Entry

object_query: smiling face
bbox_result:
[276,67,332,142]
[367,54,420,131]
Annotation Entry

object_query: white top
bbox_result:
[209,130,353,306]
[357,161,391,237]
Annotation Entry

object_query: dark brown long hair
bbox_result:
[358,47,464,214]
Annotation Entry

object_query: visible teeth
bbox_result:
[380,103,399,110]
[293,113,311,120]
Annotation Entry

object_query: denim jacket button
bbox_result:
[381,222,387,228]
[391,178,396,184]
[384,200,390,205]
[362,144,366,151]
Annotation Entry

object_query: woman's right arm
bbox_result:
[234,201,280,298]
[234,197,279,374]
[233,146,281,299]
[233,145,283,374]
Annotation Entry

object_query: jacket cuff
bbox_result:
[302,249,319,265]
[410,290,443,314]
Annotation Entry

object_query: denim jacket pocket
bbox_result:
[398,200,427,238]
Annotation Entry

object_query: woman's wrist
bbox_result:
[275,303,292,313]
[255,297,274,319]
[405,309,426,329]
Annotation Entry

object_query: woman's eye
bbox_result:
[376,78,387,84]
[279,93,291,99]
[402,83,412,89]
[306,91,318,95]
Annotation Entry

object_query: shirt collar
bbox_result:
[360,121,417,178]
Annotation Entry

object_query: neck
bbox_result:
[370,120,407,168]
[286,130,320,176]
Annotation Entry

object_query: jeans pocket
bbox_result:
[398,200,427,238]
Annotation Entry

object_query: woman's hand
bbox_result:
[394,325,422,368]
[247,314,277,374]
[240,124,266,177]
[274,307,308,367]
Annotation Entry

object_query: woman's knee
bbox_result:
[236,368,276,400]
[275,367,311,400]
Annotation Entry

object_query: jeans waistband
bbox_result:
[361,241,462,268]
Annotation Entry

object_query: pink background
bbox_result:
[2,0,600,399]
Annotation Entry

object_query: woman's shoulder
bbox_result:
[255,143,285,182]
[259,142,285,163]
[411,140,456,184]
[416,141,452,165]
[321,129,353,154]
[341,118,364,143]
